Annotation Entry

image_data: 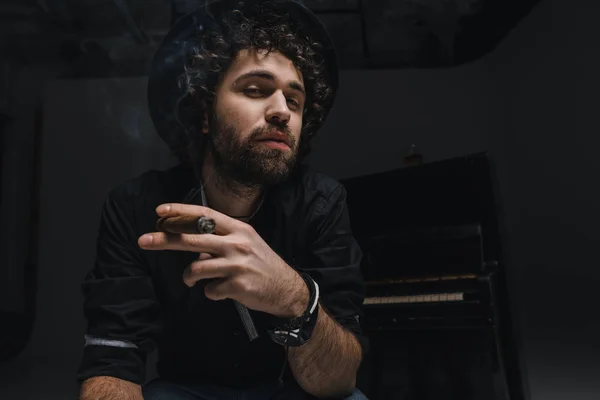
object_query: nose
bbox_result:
[265,91,291,126]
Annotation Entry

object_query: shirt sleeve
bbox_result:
[303,183,369,355]
[76,187,162,385]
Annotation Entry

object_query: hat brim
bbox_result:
[147,0,338,151]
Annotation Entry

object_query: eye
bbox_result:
[287,98,301,110]
[243,87,263,97]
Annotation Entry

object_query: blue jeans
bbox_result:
[143,378,368,400]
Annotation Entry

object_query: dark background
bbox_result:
[1,0,598,399]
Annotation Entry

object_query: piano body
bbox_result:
[342,153,526,400]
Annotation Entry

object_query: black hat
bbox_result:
[147,0,339,151]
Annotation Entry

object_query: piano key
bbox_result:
[366,273,478,286]
[364,292,464,305]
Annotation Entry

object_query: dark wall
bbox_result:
[306,65,494,178]
[485,0,600,398]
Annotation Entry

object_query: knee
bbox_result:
[142,380,184,400]
[344,388,369,400]
[142,383,168,400]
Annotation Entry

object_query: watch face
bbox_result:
[270,330,306,347]
[273,332,291,344]
[290,318,302,330]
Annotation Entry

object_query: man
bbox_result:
[77,1,368,399]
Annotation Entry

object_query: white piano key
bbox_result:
[363,292,464,305]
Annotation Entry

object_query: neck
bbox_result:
[200,155,263,219]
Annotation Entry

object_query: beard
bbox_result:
[205,113,300,189]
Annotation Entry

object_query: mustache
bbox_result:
[249,123,295,146]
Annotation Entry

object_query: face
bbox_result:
[204,48,306,186]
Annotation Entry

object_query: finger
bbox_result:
[138,231,225,254]
[198,252,213,260]
[183,257,232,288]
[204,278,236,301]
[155,203,240,235]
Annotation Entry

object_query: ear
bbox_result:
[200,98,209,134]
[202,112,209,134]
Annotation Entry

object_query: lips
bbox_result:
[256,131,290,147]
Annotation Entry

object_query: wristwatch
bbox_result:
[268,273,320,347]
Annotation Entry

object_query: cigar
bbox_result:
[156,215,216,234]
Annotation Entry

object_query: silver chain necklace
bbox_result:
[199,184,265,222]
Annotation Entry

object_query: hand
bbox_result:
[138,203,309,318]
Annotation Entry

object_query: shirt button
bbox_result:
[234,363,241,368]
[233,329,241,336]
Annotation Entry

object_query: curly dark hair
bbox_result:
[173,2,334,167]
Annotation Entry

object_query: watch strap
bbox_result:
[268,273,319,347]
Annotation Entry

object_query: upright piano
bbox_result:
[342,153,527,400]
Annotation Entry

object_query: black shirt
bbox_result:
[76,163,367,391]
